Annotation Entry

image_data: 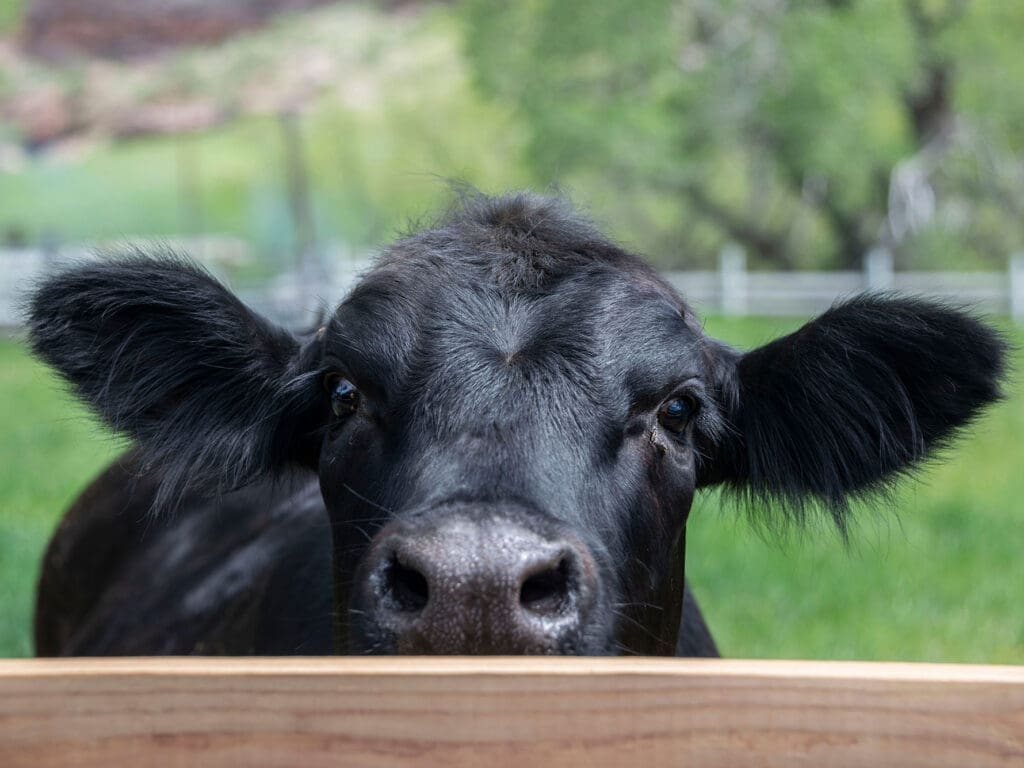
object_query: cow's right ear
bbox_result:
[28,255,326,508]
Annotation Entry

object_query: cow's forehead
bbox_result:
[324,194,709,396]
[328,257,705,400]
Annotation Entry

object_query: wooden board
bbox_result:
[1,658,1022,767]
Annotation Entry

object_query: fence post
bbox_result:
[1010,252,1024,324]
[864,247,894,291]
[719,244,747,316]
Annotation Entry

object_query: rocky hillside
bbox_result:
[23,0,342,60]
[0,2,433,149]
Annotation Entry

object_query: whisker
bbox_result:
[348,523,375,543]
[341,514,393,525]
[611,608,665,646]
[612,601,664,613]
[341,482,394,516]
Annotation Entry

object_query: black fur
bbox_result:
[28,192,1008,657]
[710,296,1007,533]
[28,253,324,509]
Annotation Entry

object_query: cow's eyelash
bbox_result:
[630,379,707,417]
[319,358,389,403]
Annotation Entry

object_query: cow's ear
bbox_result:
[698,296,1007,531]
[28,255,325,508]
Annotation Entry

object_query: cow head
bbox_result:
[28,193,1006,655]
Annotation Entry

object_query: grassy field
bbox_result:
[1,316,1021,661]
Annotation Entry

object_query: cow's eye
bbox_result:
[325,374,360,417]
[658,395,697,433]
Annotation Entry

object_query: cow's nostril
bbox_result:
[519,558,571,616]
[384,557,429,613]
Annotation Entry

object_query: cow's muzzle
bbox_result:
[356,504,601,654]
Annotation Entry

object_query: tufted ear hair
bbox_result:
[27,254,326,509]
[699,295,1008,532]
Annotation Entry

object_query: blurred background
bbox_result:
[0,0,1021,661]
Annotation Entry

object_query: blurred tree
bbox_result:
[462,0,1024,269]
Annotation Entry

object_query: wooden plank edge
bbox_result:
[2,657,1023,683]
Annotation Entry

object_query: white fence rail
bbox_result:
[663,247,1024,320]
[3,245,1023,329]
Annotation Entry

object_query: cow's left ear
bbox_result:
[698,296,1008,530]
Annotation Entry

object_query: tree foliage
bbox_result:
[462,0,1024,269]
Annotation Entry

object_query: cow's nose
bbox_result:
[365,514,598,654]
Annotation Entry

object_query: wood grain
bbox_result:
[1,658,1022,767]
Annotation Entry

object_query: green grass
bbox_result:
[1,317,1021,661]
[0,0,21,35]
[0,340,121,656]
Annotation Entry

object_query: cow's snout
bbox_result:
[361,510,599,654]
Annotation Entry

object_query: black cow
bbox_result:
[29,193,1006,657]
